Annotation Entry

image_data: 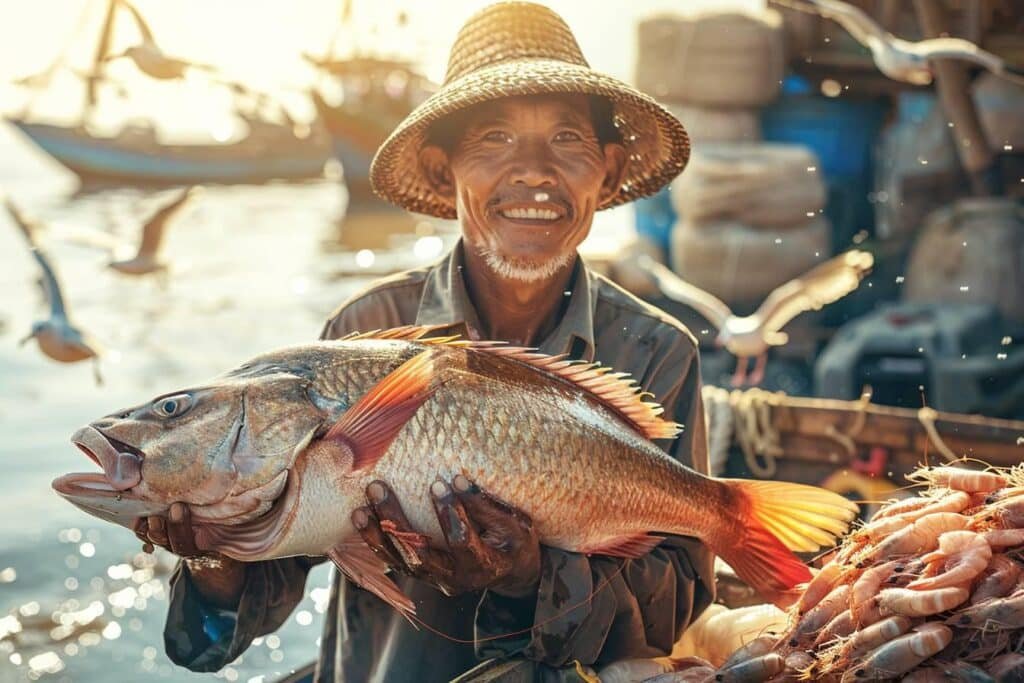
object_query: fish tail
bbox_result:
[710,480,859,607]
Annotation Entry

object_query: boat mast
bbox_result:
[84,0,118,119]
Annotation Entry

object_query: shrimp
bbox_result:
[977,496,1024,530]
[984,486,1024,505]
[716,652,785,683]
[840,622,952,681]
[812,608,855,648]
[988,653,1024,682]
[906,531,992,590]
[982,528,1024,549]
[908,466,1007,493]
[783,584,851,651]
[970,555,1022,605]
[850,561,900,627]
[718,635,774,670]
[794,563,845,614]
[871,494,936,520]
[917,661,998,682]
[878,586,969,617]
[862,512,969,562]
[950,583,1024,630]
[846,615,913,659]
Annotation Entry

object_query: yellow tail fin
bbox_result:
[710,480,859,606]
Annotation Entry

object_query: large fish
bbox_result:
[54,326,857,616]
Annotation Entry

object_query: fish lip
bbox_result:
[70,425,145,491]
[52,471,129,498]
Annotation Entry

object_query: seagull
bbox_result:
[105,42,215,81]
[641,250,874,386]
[101,0,216,81]
[774,0,1024,86]
[4,197,104,383]
[108,186,201,276]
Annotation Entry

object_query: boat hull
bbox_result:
[9,119,330,185]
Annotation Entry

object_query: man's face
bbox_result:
[420,94,626,282]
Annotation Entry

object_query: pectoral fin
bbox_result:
[323,350,436,473]
[328,537,416,620]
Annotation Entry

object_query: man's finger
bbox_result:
[146,515,169,547]
[451,474,533,550]
[352,506,406,571]
[430,479,505,579]
[166,503,200,557]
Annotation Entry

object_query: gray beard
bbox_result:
[477,246,574,283]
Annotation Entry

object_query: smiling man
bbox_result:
[146,3,712,682]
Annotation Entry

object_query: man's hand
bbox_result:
[134,503,246,609]
[351,474,541,597]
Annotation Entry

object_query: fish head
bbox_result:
[54,359,329,531]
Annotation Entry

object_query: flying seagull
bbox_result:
[774,0,1024,86]
[104,2,214,81]
[4,197,104,383]
[641,250,874,386]
[108,186,201,276]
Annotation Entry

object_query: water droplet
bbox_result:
[959,285,969,292]
[0,568,15,583]
[265,635,281,649]
[64,577,78,591]
[997,353,1007,360]
[774,238,782,244]
[101,622,121,640]
[1004,144,1013,151]
[895,276,905,284]
[807,166,817,172]
[269,650,284,663]
[1001,336,1012,346]
[79,543,95,558]
[296,610,313,626]
[355,249,375,268]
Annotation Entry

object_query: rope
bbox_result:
[917,406,960,463]
[703,386,784,478]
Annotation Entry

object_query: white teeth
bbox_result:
[534,192,549,202]
[501,208,559,220]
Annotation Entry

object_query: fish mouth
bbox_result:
[70,425,145,491]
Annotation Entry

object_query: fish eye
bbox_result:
[153,394,192,418]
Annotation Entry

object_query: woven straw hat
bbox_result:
[369,1,691,219]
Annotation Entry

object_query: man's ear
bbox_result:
[598,142,628,204]
[418,145,456,204]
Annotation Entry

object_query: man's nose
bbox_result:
[506,138,557,188]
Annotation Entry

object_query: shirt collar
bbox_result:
[415,240,596,359]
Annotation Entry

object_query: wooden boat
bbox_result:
[8,0,330,186]
[309,57,434,202]
[8,118,330,186]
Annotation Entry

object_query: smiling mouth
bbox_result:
[499,207,562,221]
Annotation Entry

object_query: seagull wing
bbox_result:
[754,250,874,336]
[4,196,43,248]
[32,248,69,318]
[639,255,733,329]
[137,186,199,258]
[782,0,888,44]
[116,0,158,47]
[912,37,1024,82]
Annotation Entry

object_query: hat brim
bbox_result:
[369,59,690,219]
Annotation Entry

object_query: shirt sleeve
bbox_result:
[164,557,315,672]
[474,334,715,668]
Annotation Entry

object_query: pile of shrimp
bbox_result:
[714,464,1024,682]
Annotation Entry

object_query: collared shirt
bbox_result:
[165,241,714,682]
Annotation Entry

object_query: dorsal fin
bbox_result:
[339,325,680,440]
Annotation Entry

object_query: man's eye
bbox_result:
[554,131,583,142]
[482,130,511,143]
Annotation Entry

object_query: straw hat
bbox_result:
[369,1,691,219]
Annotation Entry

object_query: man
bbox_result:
[141,3,714,681]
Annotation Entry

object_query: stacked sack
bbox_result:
[634,9,830,310]
[669,143,829,307]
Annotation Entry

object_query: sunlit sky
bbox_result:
[0,0,760,138]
